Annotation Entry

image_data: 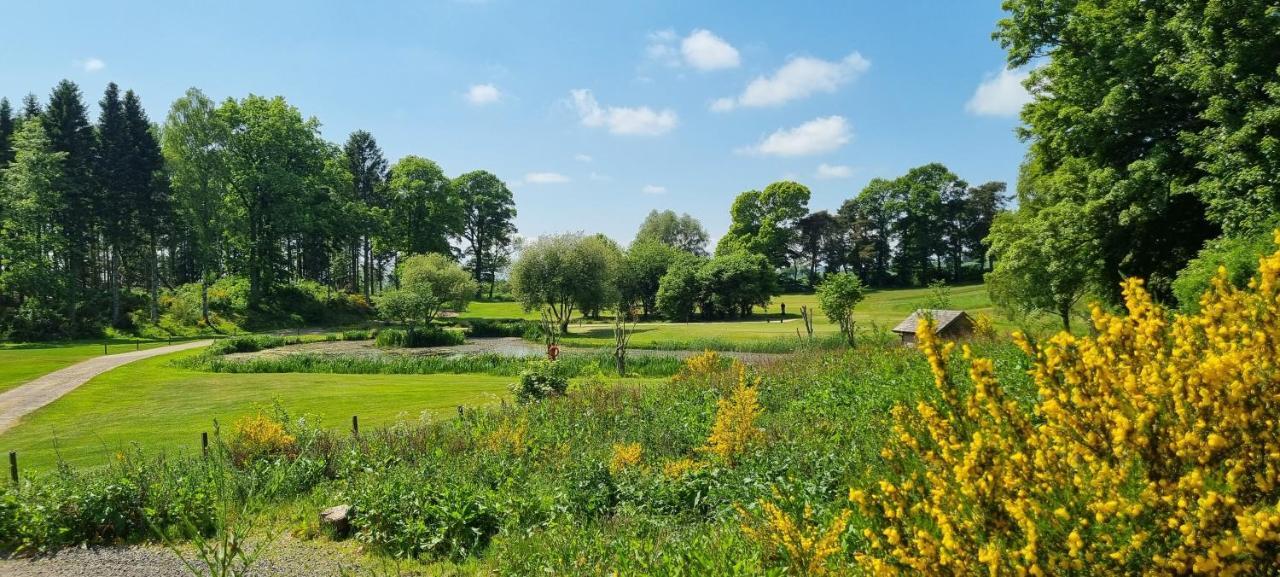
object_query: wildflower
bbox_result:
[702,364,763,463]
[608,442,643,474]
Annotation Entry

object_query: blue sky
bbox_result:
[0,0,1030,245]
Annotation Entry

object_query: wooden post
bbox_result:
[9,451,16,484]
[352,415,359,436]
[457,405,464,418]
[135,339,140,351]
[201,431,209,456]
[103,342,108,355]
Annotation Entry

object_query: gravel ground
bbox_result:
[0,536,379,577]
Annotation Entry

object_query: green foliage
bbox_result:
[348,470,500,560]
[385,156,461,256]
[633,209,709,256]
[457,318,540,338]
[815,273,865,345]
[189,350,683,378]
[373,326,465,348]
[718,181,811,267]
[511,233,620,331]
[619,239,682,317]
[985,205,1100,331]
[455,170,517,296]
[1172,229,1276,312]
[512,360,571,403]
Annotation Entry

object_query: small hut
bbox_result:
[891,309,975,346]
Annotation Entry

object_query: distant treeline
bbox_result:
[0,82,516,339]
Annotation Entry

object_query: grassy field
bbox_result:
[553,284,1008,349]
[0,348,518,471]
[0,337,208,394]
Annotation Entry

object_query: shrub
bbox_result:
[850,236,1280,575]
[1172,228,1274,312]
[608,442,644,474]
[348,471,500,560]
[340,329,371,341]
[511,360,570,403]
[702,364,763,464]
[373,326,465,348]
[459,318,538,338]
[227,414,297,466]
[206,335,291,355]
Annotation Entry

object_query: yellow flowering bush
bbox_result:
[739,488,852,576]
[674,349,726,384]
[702,364,763,464]
[661,457,704,479]
[609,442,643,474]
[483,418,528,456]
[227,414,297,466]
[853,235,1280,575]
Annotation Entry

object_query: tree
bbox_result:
[122,89,169,324]
[0,119,68,337]
[510,233,617,333]
[376,252,476,327]
[963,182,1006,272]
[218,95,327,308]
[386,156,460,258]
[163,88,230,328]
[95,83,131,326]
[455,170,516,296]
[697,251,776,319]
[718,181,811,267]
[0,98,13,168]
[985,205,1100,332]
[343,130,388,297]
[893,164,961,285]
[997,0,1233,304]
[42,80,97,328]
[633,209,709,256]
[619,239,680,318]
[655,253,703,322]
[839,179,895,286]
[794,210,837,284]
[816,272,865,346]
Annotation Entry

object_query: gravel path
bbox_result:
[0,340,212,434]
[0,536,377,577]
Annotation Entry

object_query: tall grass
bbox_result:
[187,351,687,378]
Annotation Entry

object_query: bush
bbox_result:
[206,334,292,355]
[459,318,538,338]
[511,360,570,403]
[1172,228,1274,312]
[227,414,297,466]
[340,329,372,341]
[349,471,500,560]
[373,326,465,348]
[850,240,1280,574]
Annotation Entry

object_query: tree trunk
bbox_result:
[1060,304,1072,333]
[150,237,159,324]
[109,246,121,327]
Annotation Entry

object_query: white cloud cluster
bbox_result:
[647,28,740,71]
[816,163,854,179]
[524,172,571,184]
[642,184,667,195]
[714,52,870,111]
[466,83,502,105]
[77,57,106,72]
[574,153,593,162]
[570,89,678,136]
[966,68,1031,117]
[739,116,851,157]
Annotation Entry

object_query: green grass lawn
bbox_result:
[0,337,207,394]
[0,348,518,472]
[553,284,1007,349]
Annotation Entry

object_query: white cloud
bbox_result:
[77,58,106,72]
[524,172,571,184]
[681,29,740,71]
[715,52,869,110]
[966,68,1031,117]
[465,83,502,105]
[738,116,852,157]
[816,163,854,179]
[570,89,678,136]
[647,28,739,71]
[645,29,681,67]
[589,172,612,182]
[574,153,593,162]
[642,184,667,195]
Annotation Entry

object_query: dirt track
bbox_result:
[0,340,211,434]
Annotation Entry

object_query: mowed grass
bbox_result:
[0,348,518,472]
[0,337,207,394]
[557,284,1004,349]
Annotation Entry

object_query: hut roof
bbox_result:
[891,309,972,335]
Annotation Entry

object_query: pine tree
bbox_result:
[0,98,14,168]
[42,80,98,331]
[123,89,168,324]
[95,83,131,326]
[342,130,387,297]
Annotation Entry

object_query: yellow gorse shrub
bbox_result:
[853,233,1280,575]
[740,488,853,576]
[662,457,704,479]
[228,414,297,465]
[702,363,763,463]
[609,442,643,474]
[675,349,724,383]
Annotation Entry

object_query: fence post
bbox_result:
[8,451,16,484]
[201,432,208,457]
[352,415,359,436]
[103,342,108,355]
[135,339,140,351]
